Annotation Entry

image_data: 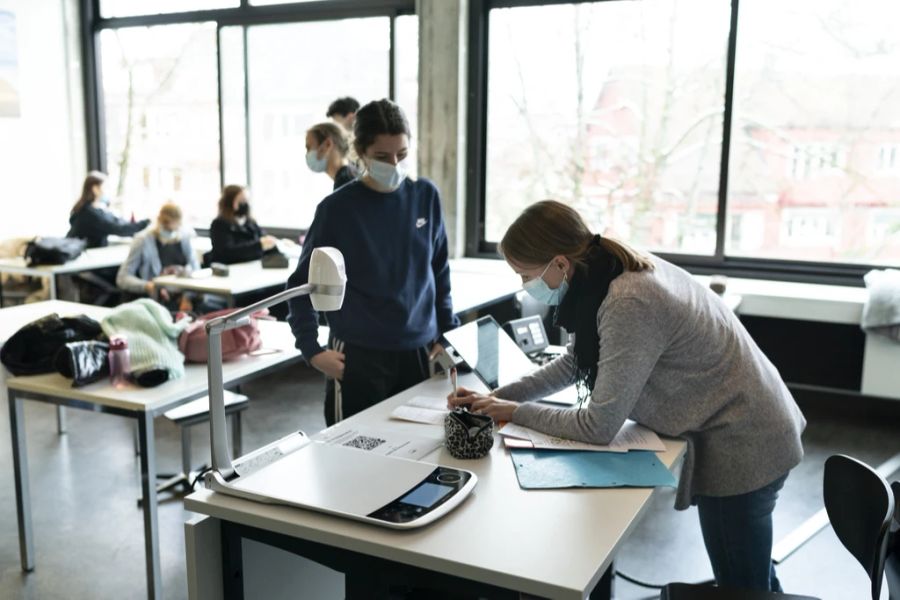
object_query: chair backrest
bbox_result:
[824,455,896,600]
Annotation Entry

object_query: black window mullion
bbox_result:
[388,14,397,101]
[81,0,106,171]
[714,0,740,261]
[466,0,490,256]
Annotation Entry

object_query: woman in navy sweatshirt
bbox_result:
[287,99,459,425]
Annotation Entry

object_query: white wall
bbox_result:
[0,0,85,241]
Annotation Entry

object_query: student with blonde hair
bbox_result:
[450,200,806,594]
[117,202,199,309]
[305,121,358,189]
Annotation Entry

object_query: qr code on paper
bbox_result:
[343,435,386,451]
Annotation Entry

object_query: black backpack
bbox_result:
[24,237,86,266]
[0,313,103,376]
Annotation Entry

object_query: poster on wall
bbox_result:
[0,10,20,118]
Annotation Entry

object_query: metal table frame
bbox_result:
[8,353,304,600]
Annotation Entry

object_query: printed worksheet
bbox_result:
[313,425,443,461]
[499,420,665,453]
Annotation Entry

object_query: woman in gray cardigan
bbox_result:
[116,203,199,310]
[449,200,806,594]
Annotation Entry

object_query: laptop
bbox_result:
[441,316,579,406]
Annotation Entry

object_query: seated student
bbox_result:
[326,96,359,130]
[67,171,150,248]
[305,122,359,190]
[117,203,199,309]
[206,185,277,265]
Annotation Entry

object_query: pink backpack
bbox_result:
[178,308,270,363]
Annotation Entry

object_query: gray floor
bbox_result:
[0,365,898,600]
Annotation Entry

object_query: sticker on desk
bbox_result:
[313,426,443,461]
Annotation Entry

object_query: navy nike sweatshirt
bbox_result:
[287,177,459,359]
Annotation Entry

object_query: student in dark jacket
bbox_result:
[288,99,459,426]
[67,171,150,248]
[207,185,277,265]
[305,122,358,190]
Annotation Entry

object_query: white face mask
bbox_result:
[305,147,328,173]
[366,159,407,191]
[158,228,179,243]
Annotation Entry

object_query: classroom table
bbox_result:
[448,258,522,315]
[0,237,213,308]
[154,257,521,315]
[184,372,687,600]
[0,243,130,305]
[6,303,327,600]
[153,258,299,307]
[0,301,111,433]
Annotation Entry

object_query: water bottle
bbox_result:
[109,335,130,389]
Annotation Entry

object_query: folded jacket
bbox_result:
[1,313,104,376]
[100,298,190,381]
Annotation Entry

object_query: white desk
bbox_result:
[0,301,112,433]
[0,238,213,306]
[0,243,130,302]
[154,257,521,314]
[6,305,326,600]
[184,373,686,600]
[153,258,298,307]
[449,258,522,315]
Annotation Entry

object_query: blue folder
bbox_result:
[510,449,677,490]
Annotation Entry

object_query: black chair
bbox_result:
[661,454,898,600]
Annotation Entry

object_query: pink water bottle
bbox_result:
[109,335,130,388]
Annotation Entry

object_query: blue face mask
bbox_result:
[306,147,328,173]
[158,228,179,242]
[522,261,568,305]
[367,159,407,191]
[98,195,112,208]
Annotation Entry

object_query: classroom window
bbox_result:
[726,0,900,265]
[243,17,391,228]
[395,14,420,179]
[98,23,221,227]
[483,0,730,255]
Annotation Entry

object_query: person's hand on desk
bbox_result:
[260,235,277,252]
[310,350,345,380]
[145,281,170,302]
[447,387,518,423]
[428,342,445,362]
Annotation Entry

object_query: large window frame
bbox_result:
[79,0,415,237]
[466,0,884,285]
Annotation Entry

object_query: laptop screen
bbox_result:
[441,316,539,390]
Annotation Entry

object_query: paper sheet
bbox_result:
[389,395,449,425]
[390,405,447,425]
[499,420,665,453]
[313,426,442,461]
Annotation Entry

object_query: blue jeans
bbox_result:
[696,473,788,592]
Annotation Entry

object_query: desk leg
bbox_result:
[137,412,162,600]
[589,562,614,600]
[51,275,68,435]
[9,390,35,571]
[56,406,67,434]
[221,521,244,600]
